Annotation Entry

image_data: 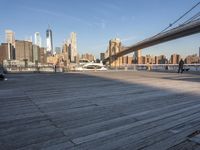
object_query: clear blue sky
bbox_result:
[0,0,200,58]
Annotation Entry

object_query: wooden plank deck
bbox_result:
[0,71,200,150]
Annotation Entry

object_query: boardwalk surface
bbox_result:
[0,71,200,150]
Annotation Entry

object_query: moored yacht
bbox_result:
[76,62,107,71]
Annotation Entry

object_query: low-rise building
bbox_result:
[170,53,181,64]
[0,43,15,64]
[0,43,8,64]
[185,54,200,64]
[39,47,47,64]
[81,53,95,62]
[122,56,133,65]
[15,40,33,62]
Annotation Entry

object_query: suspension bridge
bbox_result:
[104,2,200,64]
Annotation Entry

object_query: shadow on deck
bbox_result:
[0,71,200,150]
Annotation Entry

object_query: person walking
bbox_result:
[54,65,57,73]
[178,59,184,73]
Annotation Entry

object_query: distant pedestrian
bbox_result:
[54,65,57,73]
[178,59,184,73]
[165,65,168,70]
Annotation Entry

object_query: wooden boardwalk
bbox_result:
[0,71,200,150]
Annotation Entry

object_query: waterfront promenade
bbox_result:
[0,71,200,150]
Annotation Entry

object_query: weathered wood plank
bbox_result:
[0,72,200,150]
[16,137,74,150]
[72,104,200,145]
[63,100,200,139]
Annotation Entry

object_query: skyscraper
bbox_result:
[70,32,77,62]
[133,49,142,64]
[5,30,15,44]
[100,53,105,61]
[5,30,15,60]
[46,27,53,54]
[34,32,42,47]
[55,47,61,54]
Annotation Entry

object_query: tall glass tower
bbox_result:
[70,32,77,62]
[5,29,15,60]
[46,27,53,54]
[5,30,15,44]
[34,32,42,47]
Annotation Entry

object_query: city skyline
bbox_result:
[0,0,200,58]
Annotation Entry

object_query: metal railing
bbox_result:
[3,64,200,73]
[4,66,67,73]
[109,64,200,72]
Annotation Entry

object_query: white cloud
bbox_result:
[23,6,94,27]
[23,7,63,17]
[103,2,121,11]
[92,19,107,29]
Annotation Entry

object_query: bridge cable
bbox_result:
[159,1,200,34]
[182,11,200,24]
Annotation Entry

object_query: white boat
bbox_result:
[79,59,90,65]
[76,62,107,71]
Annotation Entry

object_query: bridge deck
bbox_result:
[0,71,200,150]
